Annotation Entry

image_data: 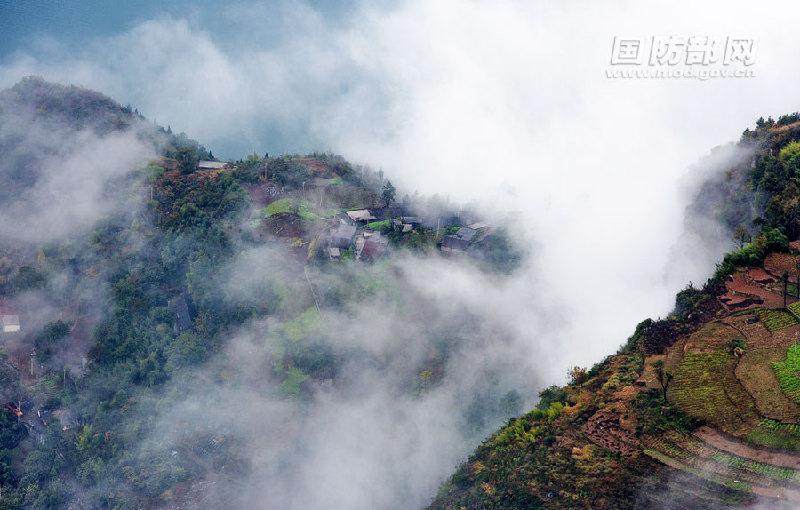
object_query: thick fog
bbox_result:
[126,243,556,509]
[3,1,800,508]
[3,0,799,374]
[0,121,153,243]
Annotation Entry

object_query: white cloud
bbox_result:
[0,114,154,243]
[4,1,800,506]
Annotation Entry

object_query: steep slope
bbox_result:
[430,115,800,509]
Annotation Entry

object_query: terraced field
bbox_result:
[668,349,760,435]
[773,343,800,404]
[644,432,800,502]
[623,258,800,506]
[757,308,798,332]
[736,347,800,422]
[748,419,800,451]
[788,300,800,319]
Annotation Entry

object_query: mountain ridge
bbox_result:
[429,114,800,509]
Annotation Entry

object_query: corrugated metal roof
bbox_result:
[197,161,227,170]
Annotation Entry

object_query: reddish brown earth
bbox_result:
[720,272,785,310]
[748,267,776,284]
[694,426,800,469]
[636,355,665,389]
[585,407,640,457]
[765,252,800,278]
[294,157,330,174]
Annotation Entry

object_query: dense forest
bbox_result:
[0,78,528,509]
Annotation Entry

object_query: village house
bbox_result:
[197,160,227,171]
[420,217,440,230]
[329,222,357,250]
[399,216,422,226]
[370,205,404,220]
[441,235,470,253]
[360,233,389,260]
[1,314,20,333]
[346,209,377,223]
[454,227,478,242]
[355,235,366,258]
[0,300,20,333]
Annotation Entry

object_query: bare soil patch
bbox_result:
[584,406,640,457]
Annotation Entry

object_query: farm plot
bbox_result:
[748,419,800,451]
[773,344,800,404]
[644,432,800,499]
[669,350,760,435]
[710,452,800,484]
[721,313,772,348]
[695,425,800,469]
[757,309,798,332]
[736,347,800,423]
[668,431,800,486]
[644,438,755,492]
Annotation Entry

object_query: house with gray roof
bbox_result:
[329,222,357,249]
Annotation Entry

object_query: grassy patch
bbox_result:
[773,343,800,403]
[263,197,294,217]
[633,389,701,436]
[788,300,800,318]
[280,366,308,395]
[756,308,797,332]
[601,354,644,391]
[297,202,321,221]
[366,219,391,231]
[262,199,335,220]
[282,307,320,342]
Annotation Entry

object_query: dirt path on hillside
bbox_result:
[694,426,800,469]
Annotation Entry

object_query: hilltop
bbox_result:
[0,78,525,509]
[430,115,800,509]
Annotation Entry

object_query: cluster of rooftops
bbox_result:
[326,206,493,260]
[187,158,497,261]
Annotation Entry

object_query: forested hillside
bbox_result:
[0,78,525,509]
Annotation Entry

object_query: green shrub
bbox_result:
[707,227,788,287]
[537,385,566,410]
